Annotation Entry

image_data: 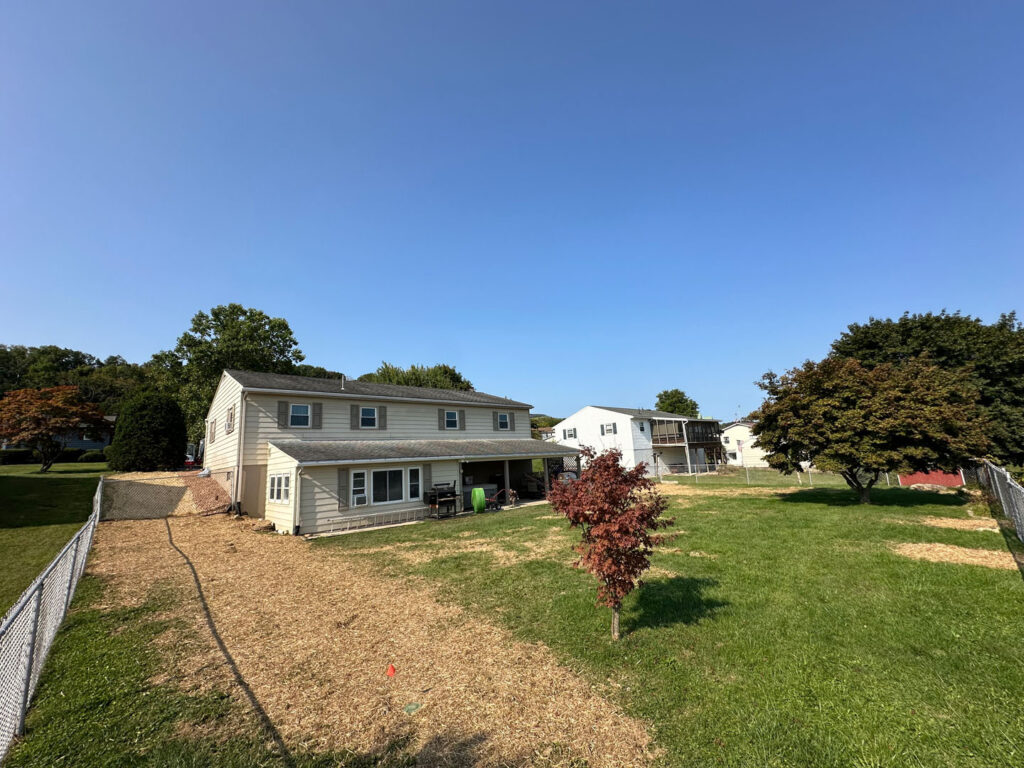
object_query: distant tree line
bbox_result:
[2,303,476,449]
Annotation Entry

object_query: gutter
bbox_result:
[291,450,580,468]
[237,385,532,410]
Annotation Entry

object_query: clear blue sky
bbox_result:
[2,2,1022,419]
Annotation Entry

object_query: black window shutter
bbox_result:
[277,401,289,428]
[458,409,466,430]
[311,402,322,429]
[422,464,432,489]
[492,412,499,431]
[438,408,445,430]
[337,468,348,509]
[378,405,387,430]
[509,412,516,431]
[350,404,359,429]
[562,429,567,439]
[600,425,605,436]
[612,423,617,434]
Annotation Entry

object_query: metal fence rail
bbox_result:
[979,460,1024,543]
[0,477,102,762]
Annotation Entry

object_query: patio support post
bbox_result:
[543,459,550,496]
[503,460,511,504]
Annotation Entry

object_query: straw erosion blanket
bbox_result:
[89,515,654,767]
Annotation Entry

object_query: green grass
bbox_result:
[314,487,1024,768]
[6,576,416,767]
[0,463,108,613]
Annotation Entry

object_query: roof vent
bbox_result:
[341,374,345,390]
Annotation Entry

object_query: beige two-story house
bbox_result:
[203,369,576,535]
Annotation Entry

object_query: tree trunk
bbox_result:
[858,485,872,504]
[611,606,620,641]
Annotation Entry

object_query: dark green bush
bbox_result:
[78,450,107,463]
[0,448,34,465]
[107,392,187,472]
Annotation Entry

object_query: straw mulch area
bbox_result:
[178,471,231,514]
[885,516,1000,533]
[89,516,655,767]
[890,542,1022,571]
[656,483,781,499]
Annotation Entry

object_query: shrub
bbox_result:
[0,448,34,465]
[78,450,107,463]
[107,392,187,472]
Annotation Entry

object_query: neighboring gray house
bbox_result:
[203,370,577,534]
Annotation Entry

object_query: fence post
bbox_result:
[62,534,82,616]
[17,586,43,736]
[808,468,813,487]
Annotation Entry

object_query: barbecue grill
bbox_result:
[425,483,458,518]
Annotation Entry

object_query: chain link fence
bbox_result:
[978,460,1024,544]
[0,478,102,762]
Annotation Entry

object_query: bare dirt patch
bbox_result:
[89,516,654,766]
[885,517,1000,533]
[890,542,1022,571]
[656,483,781,499]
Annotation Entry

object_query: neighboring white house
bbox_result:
[202,369,576,535]
[551,406,724,475]
[720,421,769,467]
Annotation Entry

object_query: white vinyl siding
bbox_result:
[298,460,458,534]
[203,372,244,479]
[263,444,298,532]
[240,393,532,468]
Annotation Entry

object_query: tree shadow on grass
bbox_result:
[775,487,966,509]
[628,576,727,632]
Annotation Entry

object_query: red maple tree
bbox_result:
[547,447,672,640]
[0,386,106,472]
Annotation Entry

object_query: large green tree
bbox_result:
[753,357,990,503]
[831,311,1024,464]
[655,389,699,417]
[358,362,473,391]
[0,345,158,415]
[152,304,305,441]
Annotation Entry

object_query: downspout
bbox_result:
[292,467,302,535]
[231,393,248,513]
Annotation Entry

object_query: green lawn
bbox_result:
[0,463,107,613]
[313,486,1024,768]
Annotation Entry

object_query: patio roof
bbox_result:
[269,439,579,466]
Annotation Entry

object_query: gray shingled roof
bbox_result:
[225,369,531,408]
[595,406,708,420]
[269,439,578,465]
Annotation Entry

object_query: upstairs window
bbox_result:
[289,404,310,427]
[225,405,235,434]
[497,413,510,430]
[563,427,577,439]
[209,419,217,444]
[360,406,378,429]
[445,410,459,429]
[639,422,645,432]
